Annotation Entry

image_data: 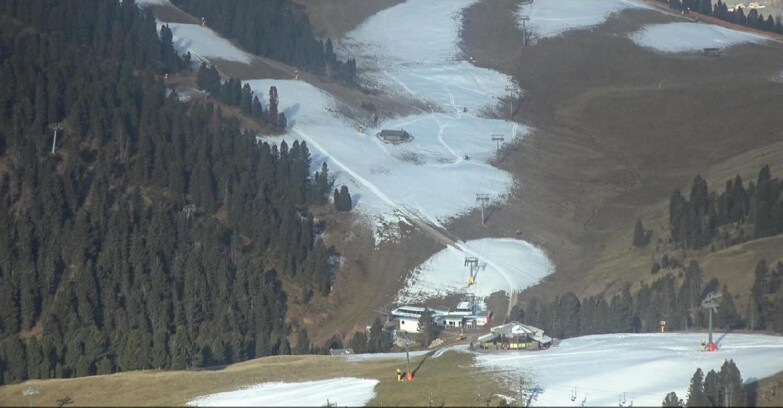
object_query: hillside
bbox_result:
[2,0,783,405]
[460,0,783,309]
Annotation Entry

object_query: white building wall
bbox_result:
[398,316,421,333]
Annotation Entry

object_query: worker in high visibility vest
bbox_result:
[396,369,402,382]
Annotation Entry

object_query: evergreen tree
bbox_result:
[750,259,769,330]
[719,359,746,407]
[349,331,368,354]
[367,317,390,353]
[704,369,721,407]
[417,308,438,348]
[686,368,709,407]
[662,392,684,407]
[716,285,742,329]
[295,327,310,355]
[633,218,651,247]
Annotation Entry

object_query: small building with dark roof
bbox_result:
[378,129,411,143]
[476,321,552,351]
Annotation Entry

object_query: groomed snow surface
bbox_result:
[397,238,554,303]
[343,0,518,112]
[244,0,532,245]
[187,377,379,407]
[476,332,783,407]
[519,0,644,39]
[630,22,768,52]
[161,23,252,63]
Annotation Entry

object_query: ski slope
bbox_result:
[187,377,378,407]
[342,0,518,112]
[160,22,252,64]
[397,238,554,303]
[244,0,535,244]
[518,0,645,39]
[161,0,554,301]
[476,332,783,407]
[629,22,768,52]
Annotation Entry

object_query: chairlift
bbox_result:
[570,387,577,402]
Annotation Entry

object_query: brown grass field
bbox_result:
[0,349,508,407]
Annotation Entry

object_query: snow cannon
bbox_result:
[709,341,716,352]
[406,372,414,381]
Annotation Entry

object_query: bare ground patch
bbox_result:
[293,0,404,39]
[460,0,783,303]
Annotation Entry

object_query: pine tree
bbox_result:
[717,285,742,329]
[295,327,310,355]
[267,86,279,127]
[337,185,352,211]
[349,331,368,354]
[750,259,769,330]
[686,368,709,407]
[719,359,746,407]
[704,369,721,407]
[367,317,390,353]
[663,392,684,407]
[633,218,647,247]
[417,308,438,348]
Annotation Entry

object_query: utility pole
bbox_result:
[475,193,490,226]
[701,291,721,351]
[519,16,530,47]
[491,134,505,163]
[48,122,63,155]
[465,256,479,285]
[23,387,39,408]
[504,85,515,119]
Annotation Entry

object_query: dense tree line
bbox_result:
[348,317,393,354]
[195,63,287,131]
[513,258,783,340]
[669,165,783,250]
[0,0,188,73]
[0,1,337,385]
[660,0,783,35]
[172,0,357,82]
[662,360,746,407]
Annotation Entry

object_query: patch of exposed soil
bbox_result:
[293,0,404,39]
[460,0,783,302]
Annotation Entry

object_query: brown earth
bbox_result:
[459,0,783,305]
[0,350,506,407]
[293,0,404,39]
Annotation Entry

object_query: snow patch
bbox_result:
[519,0,644,39]
[161,22,252,63]
[629,22,767,52]
[345,350,430,362]
[342,0,518,112]
[135,0,170,7]
[187,377,379,407]
[246,79,524,244]
[397,238,554,303]
[476,332,783,407]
